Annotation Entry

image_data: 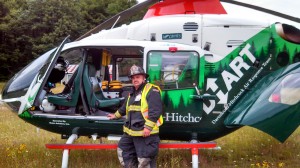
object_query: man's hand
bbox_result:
[143,127,151,137]
[107,113,116,120]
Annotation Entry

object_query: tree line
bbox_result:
[0,0,139,81]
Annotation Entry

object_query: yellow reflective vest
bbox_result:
[115,83,163,136]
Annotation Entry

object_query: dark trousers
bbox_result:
[117,134,160,168]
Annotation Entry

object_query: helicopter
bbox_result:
[1,0,300,143]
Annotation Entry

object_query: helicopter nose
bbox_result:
[0,85,21,112]
[1,47,57,113]
[1,81,23,112]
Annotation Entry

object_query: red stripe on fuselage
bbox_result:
[143,0,227,19]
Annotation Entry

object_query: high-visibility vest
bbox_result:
[124,83,164,136]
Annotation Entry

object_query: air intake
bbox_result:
[183,22,199,31]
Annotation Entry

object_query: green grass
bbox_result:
[0,82,299,167]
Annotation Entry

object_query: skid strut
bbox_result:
[62,134,78,168]
[46,136,219,168]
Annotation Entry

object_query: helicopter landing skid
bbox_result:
[46,134,220,168]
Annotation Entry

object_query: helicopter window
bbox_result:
[61,49,82,65]
[147,51,199,90]
[113,57,143,83]
[269,73,300,105]
[2,48,55,99]
[39,49,59,81]
[47,49,83,94]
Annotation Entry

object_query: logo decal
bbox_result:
[162,33,182,40]
[202,43,271,124]
[164,112,201,123]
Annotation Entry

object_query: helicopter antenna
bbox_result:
[111,16,121,29]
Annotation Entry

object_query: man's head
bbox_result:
[128,65,148,89]
[54,56,69,71]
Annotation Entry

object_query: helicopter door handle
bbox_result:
[190,94,216,100]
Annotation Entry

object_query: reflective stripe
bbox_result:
[125,95,130,114]
[117,148,125,167]
[115,111,122,118]
[123,126,159,136]
[127,105,141,111]
[143,110,149,117]
[145,120,156,128]
[141,83,164,129]
[156,116,163,127]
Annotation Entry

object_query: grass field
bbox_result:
[0,83,299,167]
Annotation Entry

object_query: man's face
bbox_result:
[131,74,146,89]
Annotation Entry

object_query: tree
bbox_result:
[0,0,139,81]
[0,0,29,80]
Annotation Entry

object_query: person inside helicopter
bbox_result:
[39,56,69,112]
[45,56,69,91]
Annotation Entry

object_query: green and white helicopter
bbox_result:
[1,0,300,143]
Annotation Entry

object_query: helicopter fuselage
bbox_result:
[2,13,300,142]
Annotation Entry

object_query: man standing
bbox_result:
[108,65,163,168]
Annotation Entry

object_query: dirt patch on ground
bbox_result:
[0,98,8,110]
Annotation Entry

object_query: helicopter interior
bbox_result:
[35,46,143,116]
[32,44,200,116]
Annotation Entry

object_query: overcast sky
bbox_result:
[236,0,300,17]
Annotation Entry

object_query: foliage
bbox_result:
[0,0,139,81]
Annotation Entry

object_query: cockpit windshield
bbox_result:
[2,48,56,99]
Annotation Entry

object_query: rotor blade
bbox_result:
[220,0,300,23]
[76,0,158,41]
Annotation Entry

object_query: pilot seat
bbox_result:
[47,62,83,107]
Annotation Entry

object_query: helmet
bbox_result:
[40,99,56,112]
[54,56,69,71]
[128,65,149,78]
